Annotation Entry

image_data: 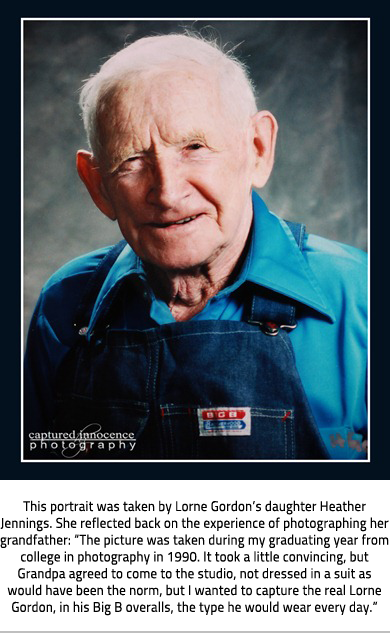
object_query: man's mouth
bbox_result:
[150,215,199,228]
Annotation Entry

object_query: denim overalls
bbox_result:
[53,222,329,461]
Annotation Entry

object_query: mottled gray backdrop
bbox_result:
[24,19,368,334]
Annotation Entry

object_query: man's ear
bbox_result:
[76,150,117,221]
[250,111,278,189]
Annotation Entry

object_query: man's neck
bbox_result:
[145,230,252,322]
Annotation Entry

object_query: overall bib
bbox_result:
[53,223,329,461]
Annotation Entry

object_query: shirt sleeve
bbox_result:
[301,234,368,458]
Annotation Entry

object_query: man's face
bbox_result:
[97,66,258,272]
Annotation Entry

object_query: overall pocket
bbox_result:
[160,405,295,460]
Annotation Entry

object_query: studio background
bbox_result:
[24,19,368,335]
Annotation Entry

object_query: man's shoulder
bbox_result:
[304,232,367,266]
[41,246,114,296]
[303,232,367,281]
[35,246,117,344]
[303,233,367,315]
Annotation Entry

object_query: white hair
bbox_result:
[79,32,258,158]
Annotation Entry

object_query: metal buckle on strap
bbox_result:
[260,321,297,336]
[73,324,88,336]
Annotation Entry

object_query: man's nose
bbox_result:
[146,155,190,209]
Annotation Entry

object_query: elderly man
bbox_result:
[24,33,367,461]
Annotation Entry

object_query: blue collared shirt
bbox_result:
[25,192,367,459]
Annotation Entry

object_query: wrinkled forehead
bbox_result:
[102,60,221,105]
[95,64,229,168]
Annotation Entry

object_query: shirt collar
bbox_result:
[247,191,335,322]
[89,191,334,332]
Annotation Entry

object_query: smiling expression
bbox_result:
[94,65,260,272]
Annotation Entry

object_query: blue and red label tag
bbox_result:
[198,407,251,437]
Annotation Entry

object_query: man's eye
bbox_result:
[126,156,143,165]
[184,142,205,151]
[118,156,144,172]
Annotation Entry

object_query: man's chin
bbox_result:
[142,250,212,274]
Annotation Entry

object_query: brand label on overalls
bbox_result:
[198,408,251,436]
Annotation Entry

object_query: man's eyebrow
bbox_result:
[124,146,149,157]
[179,131,208,144]
[141,132,210,148]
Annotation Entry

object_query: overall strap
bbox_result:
[247,220,306,334]
[73,240,127,335]
[284,220,306,250]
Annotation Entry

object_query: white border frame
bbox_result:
[21,17,370,464]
